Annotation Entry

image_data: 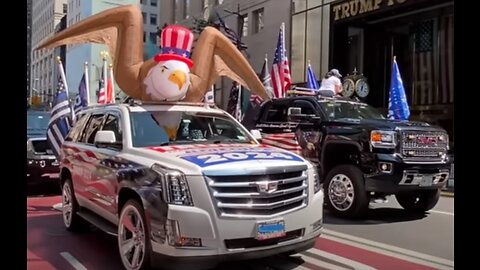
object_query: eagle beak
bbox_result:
[168,70,187,90]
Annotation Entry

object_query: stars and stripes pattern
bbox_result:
[251,56,273,105]
[160,25,194,57]
[47,79,72,158]
[271,23,291,98]
[97,66,106,104]
[260,133,302,155]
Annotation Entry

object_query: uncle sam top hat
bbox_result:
[154,25,194,68]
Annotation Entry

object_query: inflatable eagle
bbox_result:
[36,5,270,103]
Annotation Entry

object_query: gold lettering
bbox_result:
[359,0,373,14]
[387,0,395,5]
[349,0,360,16]
[333,5,342,21]
[374,0,382,10]
[341,3,351,19]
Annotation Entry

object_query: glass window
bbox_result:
[292,0,307,14]
[151,0,157,7]
[142,12,146,24]
[130,111,251,147]
[308,0,323,9]
[150,14,157,25]
[102,113,123,143]
[65,113,89,142]
[253,8,264,34]
[240,14,248,37]
[149,32,157,44]
[306,8,322,79]
[27,112,50,132]
[143,31,146,42]
[319,100,386,120]
[140,0,145,4]
[183,0,190,19]
[291,13,306,83]
[265,104,289,123]
[81,114,105,144]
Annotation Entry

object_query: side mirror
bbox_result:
[250,129,263,141]
[288,107,302,117]
[94,130,119,148]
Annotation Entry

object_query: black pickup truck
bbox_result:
[254,95,451,218]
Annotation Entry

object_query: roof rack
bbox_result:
[125,97,218,108]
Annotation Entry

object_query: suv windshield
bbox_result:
[319,100,386,120]
[27,112,50,132]
[130,111,252,147]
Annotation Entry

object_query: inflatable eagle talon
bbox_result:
[37,4,270,103]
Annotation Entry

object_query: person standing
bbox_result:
[318,69,343,97]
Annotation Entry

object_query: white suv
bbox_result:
[59,100,324,270]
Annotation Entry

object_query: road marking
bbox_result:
[304,248,377,270]
[60,252,88,270]
[298,252,352,270]
[322,229,454,270]
[429,210,454,216]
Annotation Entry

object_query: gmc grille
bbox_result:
[401,131,448,162]
[205,168,308,218]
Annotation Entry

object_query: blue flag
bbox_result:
[306,63,319,90]
[47,78,72,158]
[74,73,88,114]
[388,59,410,120]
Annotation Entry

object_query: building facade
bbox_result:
[141,0,161,60]
[160,0,292,109]
[31,0,68,104]
[66,0,142,104]
[290,0,454,145]
[27,0,32,103]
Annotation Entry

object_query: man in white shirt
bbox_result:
[319,69,342,97]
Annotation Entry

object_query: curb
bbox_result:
[441,191,454,197]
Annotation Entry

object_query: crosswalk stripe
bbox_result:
[322,229,454,269]
[304,248,377,270]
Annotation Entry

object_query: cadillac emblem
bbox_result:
[256,181,278,194]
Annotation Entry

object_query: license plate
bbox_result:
[255,220,286,240]
[418,175,433,187]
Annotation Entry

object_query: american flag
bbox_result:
[47,77,73,158]
[439,15,454,104]
[271,23,291,98]
[97,67,106,104]
[412,20,434,105]
[215,11,248,51]
[251,56,273,104]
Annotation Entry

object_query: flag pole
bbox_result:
[109,63,115,103]
[84,62,90,106]
[56,56,69,97]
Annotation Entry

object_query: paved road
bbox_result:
[27,195,454,270]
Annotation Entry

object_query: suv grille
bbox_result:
[400,131,448,162]
[205,168,308,218]
[31,140,50,153]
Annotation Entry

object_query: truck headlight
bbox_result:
[152,164,193,206]
[370,130,397,148]
[312,168,322,194]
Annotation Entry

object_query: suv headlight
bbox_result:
[152,164,193,206]
[370,130,397,149]
[311,167,322,194]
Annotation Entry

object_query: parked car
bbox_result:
[254,94,451,218]
[59,101,324,270]
[27,110,60,186]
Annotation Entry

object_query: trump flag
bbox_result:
[388,57,410,120]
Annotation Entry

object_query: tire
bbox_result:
[118,200,151,270]
[62,178,88,232]
[395,189,441,213]
[324,165,370,218]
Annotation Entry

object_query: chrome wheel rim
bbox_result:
[328,174,355,211]
[62,182,73,227]
[118,205,146,270]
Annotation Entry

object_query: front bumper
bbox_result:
[27,158,60,184]
[364,153,452,193]
[144,178,324,268]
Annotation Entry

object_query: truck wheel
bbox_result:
[395,189,440,213]
[118,199,151,270]
[62,178,88,232]
[324,165,369,218]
